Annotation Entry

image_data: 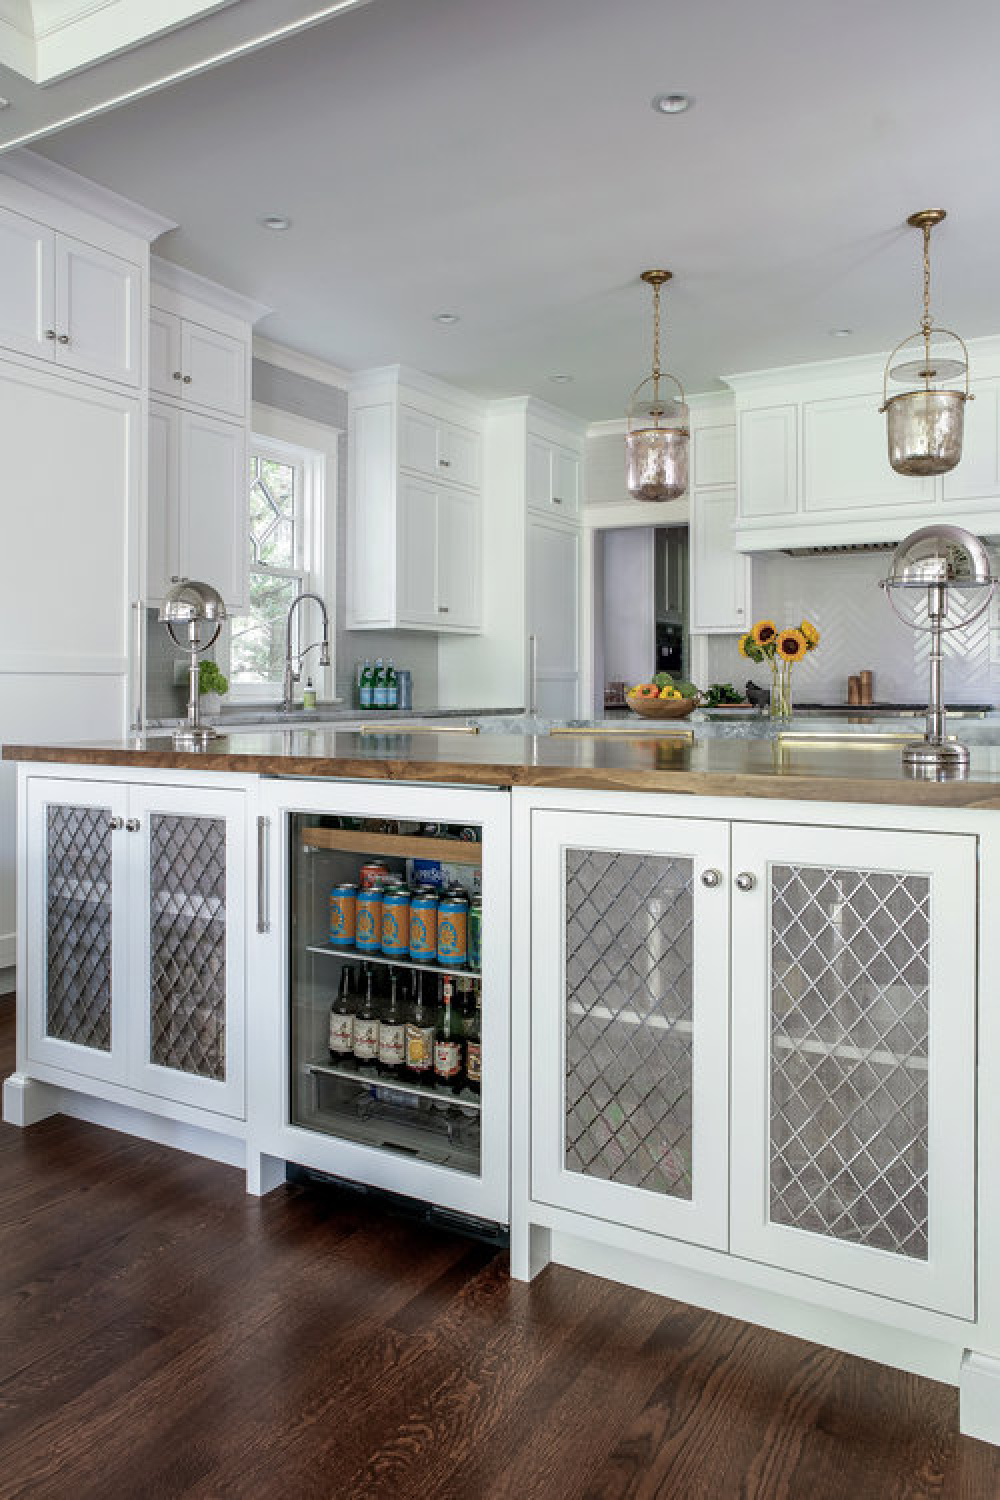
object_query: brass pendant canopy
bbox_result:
[625,269,690,502]
[879,210,971,477]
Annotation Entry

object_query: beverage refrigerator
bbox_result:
[252,777,511,1226]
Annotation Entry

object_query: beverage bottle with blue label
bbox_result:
[386,658,398,710]
[373,658,387,710]
[359,659,374,710]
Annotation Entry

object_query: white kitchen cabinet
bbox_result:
[148,400,248,612]
[399,404,481,490]
[0,205,140,386]
[689,487,749,633]
[801,392,936,513]
[530,808,730,1248]
[527,515,579,714]
[943,378,1000,504]
[150,304,247,419]
[523,798,976,1318]
[738,404,797,519]
[24,775,246,1119]
[527,433,581,518]
[348,370,484,634]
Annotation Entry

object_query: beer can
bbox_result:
[356,886,383,952]
[328,882,357,947]
[381,884,410,956]
[437,891,469,968]
[468,897,482,971]
[359,861,391,891]
[409,890,438,962]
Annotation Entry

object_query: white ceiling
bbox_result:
[18,0,1000,420]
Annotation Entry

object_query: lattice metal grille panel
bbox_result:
[564,848,694,1197]
[769,863,930,1259]
[45,803,113,1051]
[149,814,226,1081]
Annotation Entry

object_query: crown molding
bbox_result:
[0,146,176,241]
[152,254,271,324]
[252,335,351,390]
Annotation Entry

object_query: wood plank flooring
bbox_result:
[0,998,997,1499]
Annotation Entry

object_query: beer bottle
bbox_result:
[359,658,374,710]
[378,968,406,1076]
[405,971,435,1080]
[434,976,463,1094]
[353,963,380,1070]
[329,965,356,1062]
[465,984,481,1096]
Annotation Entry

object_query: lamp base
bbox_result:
[172,724,219,751]
[903,737,970,779]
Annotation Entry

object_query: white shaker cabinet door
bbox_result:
[528,515,579,708]
[436,488,481,630]
[55,235,141,388]
[729,820,976,1318]
[182,319,246,419]
[531,809,731,1250]
[0,206,54,361]
[397,475,439,626]
[178,410,248,612]
[690,487,749,633]
[149,306,183,399]
[147,402,180,604]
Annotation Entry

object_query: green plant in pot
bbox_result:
[198,659,229,716]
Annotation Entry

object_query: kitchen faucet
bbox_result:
[282,590,331,710]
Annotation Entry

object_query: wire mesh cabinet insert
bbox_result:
[729,821,976,1318]
[530,810,730,1249]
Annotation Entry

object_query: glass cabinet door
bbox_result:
[729,821,976,1318]
[129,785,245,1118]
[530,810,730,1250]
[25,777,130,1084]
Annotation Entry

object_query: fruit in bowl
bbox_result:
[626,675,700,719]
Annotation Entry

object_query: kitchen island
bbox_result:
[5,729,1000,1448]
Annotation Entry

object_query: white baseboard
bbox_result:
[0,932,14,972]
[960,1352,1000,1445]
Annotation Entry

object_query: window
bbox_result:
[227,414,335,699]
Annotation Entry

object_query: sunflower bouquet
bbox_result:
[738,618,820,719]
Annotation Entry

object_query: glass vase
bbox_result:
[769,660,793,720]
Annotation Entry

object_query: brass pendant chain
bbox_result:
[651,278,662,404]
[922,221,933,378]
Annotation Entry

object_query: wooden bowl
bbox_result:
[625,694,699,720]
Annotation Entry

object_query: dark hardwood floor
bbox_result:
[0,998,997,1500]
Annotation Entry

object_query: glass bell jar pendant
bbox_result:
[625,269,690,502]
[879,209,972,477]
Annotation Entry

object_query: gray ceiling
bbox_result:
[24,0,1000,419]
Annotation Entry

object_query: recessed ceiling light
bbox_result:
[258,214,291,231]
[830,328,853,338]
[652,92,693,115]
[433,312,460,325]
[0,98,10,112]
[548,374,574,383]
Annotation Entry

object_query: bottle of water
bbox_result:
[359,658,374,710]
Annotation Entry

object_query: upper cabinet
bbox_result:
[688,411,751,634]
[146,259,269,612]
[728,339,1000,551]
[0,204,141,387]
[527,432,581,518]
[347,368,485,633]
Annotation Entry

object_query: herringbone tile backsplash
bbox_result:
[703,550,1000,705]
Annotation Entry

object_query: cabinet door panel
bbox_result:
[179,411,247,612]
[943,379,1000,502]
[436,489,481,629]
[129,785,245,1117]
[442,421,481,490]
[25,778,129,1084]
[693,423,736,488]
[147,402,179,605]
[182,320,246,419]
[397,475,439,624]
[0,206,54,361]
[531,810,730,1249]
[729,821,975,1317]
[739,405,797,518]
[399,406,440,479]
[528,518,578,673]
[526,436,553,512]
[802,393,937,512]
[690,487,749,633]
[149,307,182,399]
[55,235,141,387]
[552,445,581,516]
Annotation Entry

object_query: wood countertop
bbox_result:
[9,728,1000,808]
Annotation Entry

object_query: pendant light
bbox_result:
[625,269,690,502]
[879,209,972,477]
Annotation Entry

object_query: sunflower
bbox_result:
[738,633,763,661]
[776,628,808,661]
[800,619,820,649]
[752,619,778,647]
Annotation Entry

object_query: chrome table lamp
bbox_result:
[881,524,995,776]
[160,579,227,749]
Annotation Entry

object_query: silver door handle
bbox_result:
[172,371,183,380]
[438,457,451,467]
[257,816,270,933]
[109,816,124,831]
[44,329,56,340]
[125,818,140,833]
[529,633,538,714]
[437,605,450,613]
[701,868,722,888]
[552,496,562,505]
[57,333,70,344]
[182,375,192,384]
[735,871,756,892]
[131,599,146,734]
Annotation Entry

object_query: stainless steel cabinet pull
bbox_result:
[700,868,722,888]
[57,333,70,345]
[257,816,271,933]
[437,605,450,613]
[182,375,192,384]
[529,633,538,714]
[553,496,562,504]
[125,818,140,833]
[44,329,56,340]
[109,816,124,831]
[172,370,183,380]
[735,871,756,892]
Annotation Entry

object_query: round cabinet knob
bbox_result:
[44,329,57,341]
[438,457,451,467]
[108,816,124,831]
[57,334,70,345]
[700,868,722,888]
[735,871,757,892]
[182,375,192,384]
[172,371,183,380]
[125,818,140,833]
